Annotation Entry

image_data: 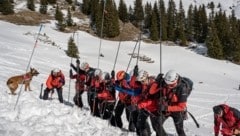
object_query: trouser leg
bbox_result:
[43,88,50,100]
[56,88,63,103]
[172,112,186,136]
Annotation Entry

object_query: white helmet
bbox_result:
[52,68,60,74]
[164,70,179,85]
[94,69,102,77]
[137,70,148,82]
[80,62,89,71]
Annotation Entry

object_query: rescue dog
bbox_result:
[7,68,39,95]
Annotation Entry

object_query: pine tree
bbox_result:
[66,7,73,26]
[228,11,240,62]
[0,0,14,15]
[39,0,48,14]
[150,10,159,41]
[186,4,194,41]
[175,0,187,46]
[167,0,176,41]
[206,22,223,59]
[90,0,100,27]
[66,36,79,58]
[118,0,128,23]
[144,2,152,29]
[159,0,167,41]
[152,2,160,36]
[82,0,90,15]
[27,0,35,11]
[102,0,120,37]
[47,0,56,4]
[55,5,65,31]
[198,5,208,43]
[133,0,144,27]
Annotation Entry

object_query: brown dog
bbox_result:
[7,68,39,95]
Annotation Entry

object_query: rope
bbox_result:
[14,24,43,110]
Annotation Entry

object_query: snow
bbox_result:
[0,19,240,136]
[1,0,240,135]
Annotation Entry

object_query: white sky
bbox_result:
[0,19,240,136]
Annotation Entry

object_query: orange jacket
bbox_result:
[46,71,65,89]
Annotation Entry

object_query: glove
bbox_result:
[69,69,73,77]
[70,63,74,68]
[111,70,115,79]
[159,104,168,112]
[59,78,65,86]
[155,73,164,82]
[133,65,138,76]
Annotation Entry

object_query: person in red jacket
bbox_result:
[43,68,65,103]
[69,60,86,108]
[213,104,240,136]
[111,70,131,129]
[149,70,190,136]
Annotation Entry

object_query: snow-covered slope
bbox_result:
[0,19,240,136]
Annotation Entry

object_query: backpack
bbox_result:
[181,77,193,97]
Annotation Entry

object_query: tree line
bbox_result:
[0,0,240,63]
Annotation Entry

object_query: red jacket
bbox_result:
[149,79,187,113]
[137,78,159,112]
[46,71,65,89]
[97,82,115,101]
[70,74,86,92]
[214,104,240,136]
[117,79,132,104]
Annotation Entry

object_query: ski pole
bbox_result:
[14,24,43,110]
[97,0,106,68]
[39,83,43,99]
[187,111,200,128]
[68,57,73,102]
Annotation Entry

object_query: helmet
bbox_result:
[102,72,110,80]
[52,68,60,74]
[164,70,179,85]
[80,62,89,71]
[137,70,148,82]
[94,69,102,77]
[116,70,126,80]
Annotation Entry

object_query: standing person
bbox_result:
[79,62,97,114]
[43,68,65,103]
[97,72,116,119]
[112,70,131,129]
[70,59,86,108]
[149,70,192,136]
[213,104,240,136]
[89,68,103,117]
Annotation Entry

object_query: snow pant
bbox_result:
[87,90,100,117]
[110,100,125,128]
[43,87,63,103]
[73,91,84,108]
[150,111,186,136]
[99,100,115,119]
[126,105,138,132]
[136,109,151,136]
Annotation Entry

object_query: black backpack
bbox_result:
[181,77,193,97]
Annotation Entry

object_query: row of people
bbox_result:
[41,59,240,136]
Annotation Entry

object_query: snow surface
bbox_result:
[0,19,240,136]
